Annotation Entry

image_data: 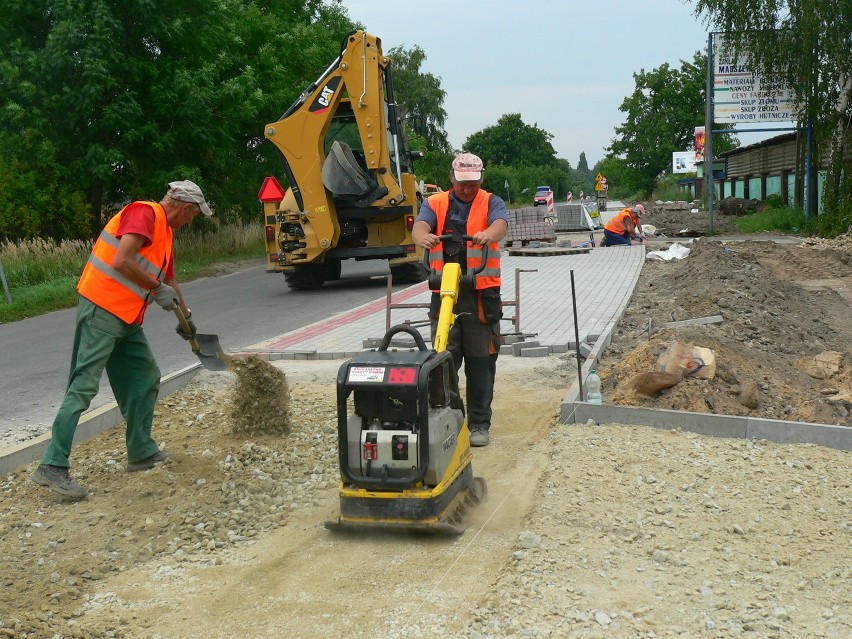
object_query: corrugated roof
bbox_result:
[716,132,797,158]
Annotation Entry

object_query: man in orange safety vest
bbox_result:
[33,181,213,500]
[412,153,508,447]
[601,204,645,246]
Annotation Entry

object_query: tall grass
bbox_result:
[0,223,264,323]
[735,206,808,234]
[0,237,91,286]
[172,222,264,277]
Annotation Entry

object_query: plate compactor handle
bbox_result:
[424,233,491,290]
[378,324,429,351]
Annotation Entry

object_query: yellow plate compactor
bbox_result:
[325,234,488,534]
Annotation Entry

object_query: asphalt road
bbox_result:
[0,259,405,445]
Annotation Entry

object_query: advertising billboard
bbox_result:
[672,151,698,174]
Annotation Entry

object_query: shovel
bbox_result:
[173,307,228,371]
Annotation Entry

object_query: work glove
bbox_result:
[176,312,197,341]
[150,281,177,311]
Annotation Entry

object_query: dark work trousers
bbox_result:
[430,288,501,431]
[601,229,631,246]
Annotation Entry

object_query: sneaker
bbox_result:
[469,429,490,447]
[33,464,87,500]
[126,450,168,472]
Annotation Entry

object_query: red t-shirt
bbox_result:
[115,202,175,280]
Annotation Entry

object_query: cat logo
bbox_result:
[318,85,334,108]
[309,76,342,113]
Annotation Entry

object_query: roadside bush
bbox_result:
[764,193,785,209]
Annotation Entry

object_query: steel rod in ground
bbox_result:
[570,269,584,401]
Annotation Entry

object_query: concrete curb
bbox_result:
[562,402,852,452]
[0,364,202,475]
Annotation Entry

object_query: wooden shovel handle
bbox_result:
[173,306,201,352]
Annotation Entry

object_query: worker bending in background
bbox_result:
[601,204,645,246]
[33,181,213,500]
[412,153,509,447]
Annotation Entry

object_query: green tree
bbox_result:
[577,152,592,181]
[0,0,355,240]
[386,44,451,154]
[593,157,644,200]
[407,133,453,189]
[464,113,558,168]
[608,52,738,196]
[692,0,852,225]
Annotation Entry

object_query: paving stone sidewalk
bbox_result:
[242,244,645,359]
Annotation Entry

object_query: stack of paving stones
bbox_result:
[551,203,600,232]
[505,206,556,245]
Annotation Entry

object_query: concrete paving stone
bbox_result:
[520,347,551,357]
[512,340,540,356]
[499,345,514,355]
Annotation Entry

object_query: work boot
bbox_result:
[126,450,168,472]
[32,464,87,500]
[469,429,490,447]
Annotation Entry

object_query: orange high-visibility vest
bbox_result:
[77,201,173,324]
[427,189,501,290]
[604,208,636,234]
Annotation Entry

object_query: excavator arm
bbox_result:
[262,30,421,281]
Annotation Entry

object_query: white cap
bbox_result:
[168,180,213,216]
[451,153,484,182]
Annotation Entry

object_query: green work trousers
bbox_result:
[41,296,161,467]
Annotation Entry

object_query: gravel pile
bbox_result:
[0,369,341,638]
[460,423,851,639]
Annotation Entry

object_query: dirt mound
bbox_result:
[599,235,852,425]
[226,354,291,434]
[641,201,742,236]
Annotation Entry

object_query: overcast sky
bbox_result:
[339,0,789,168]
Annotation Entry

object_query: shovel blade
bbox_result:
[192,333,228,371]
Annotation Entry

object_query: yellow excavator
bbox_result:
[325,234,488,534]
[260,30,426,290]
